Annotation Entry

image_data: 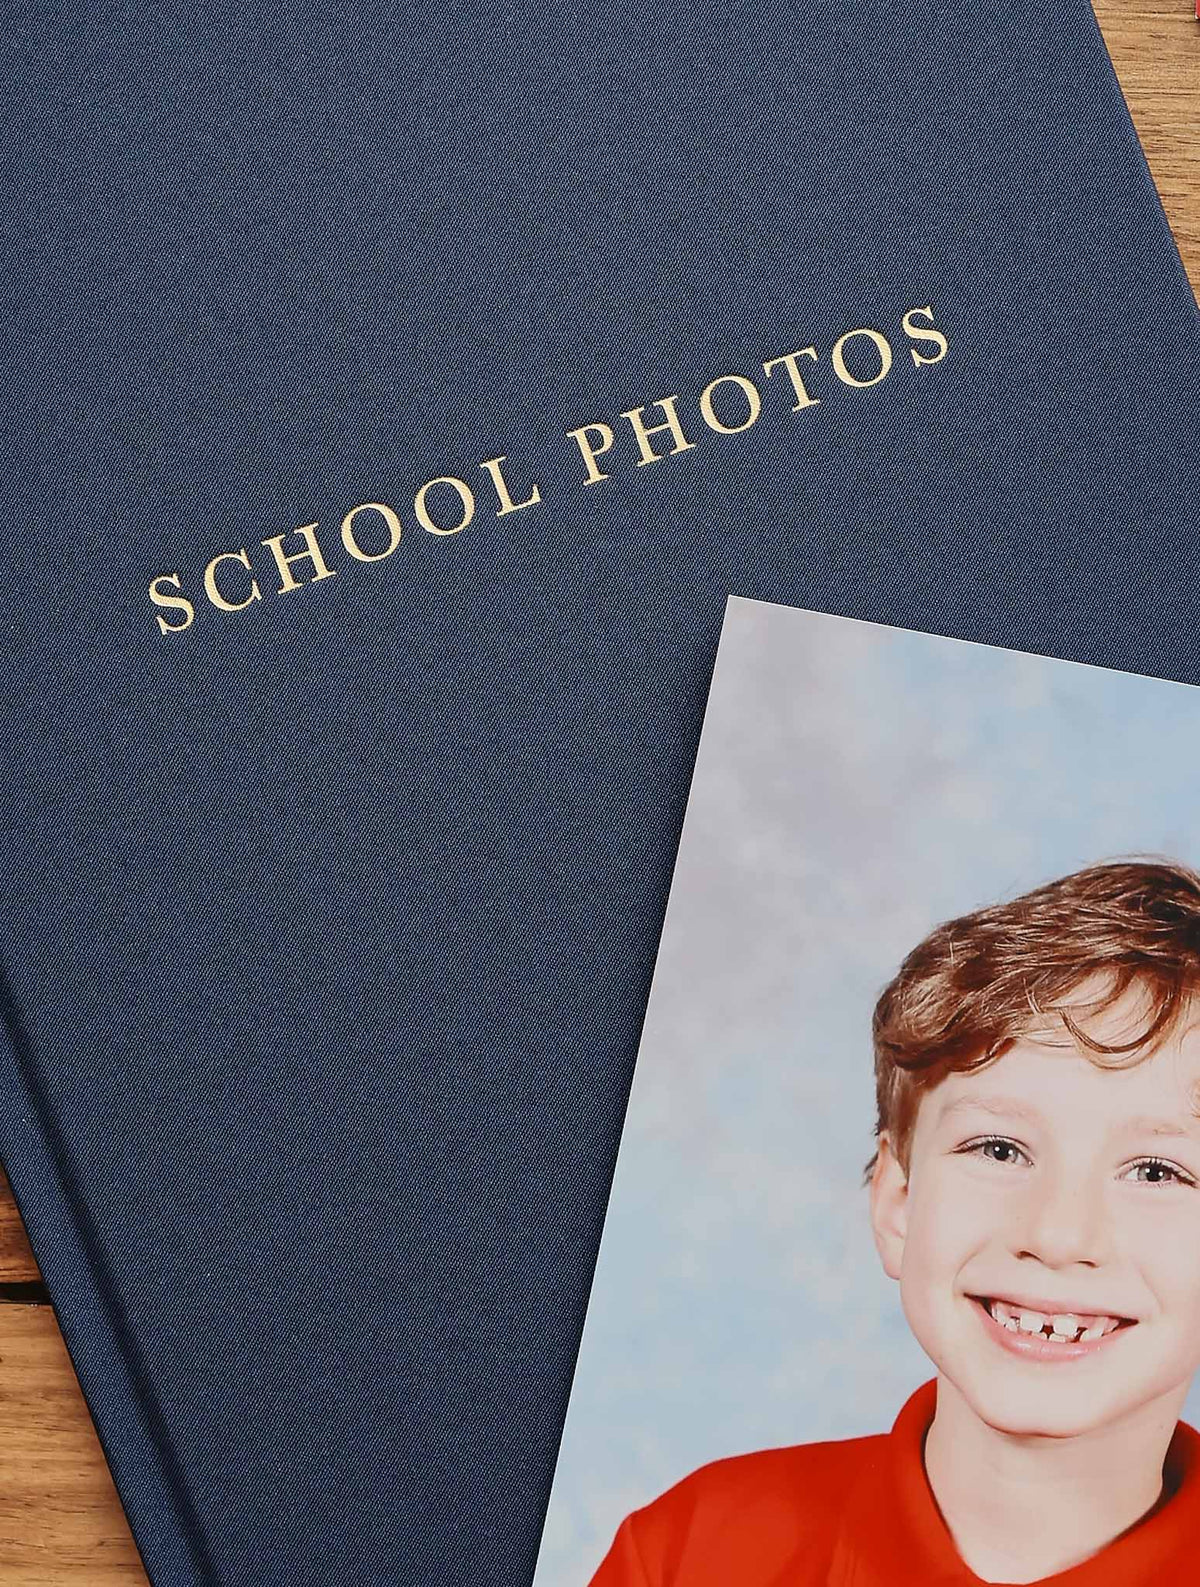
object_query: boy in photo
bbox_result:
[589,859,1200,1585]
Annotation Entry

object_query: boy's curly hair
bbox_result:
[871,859,1200,1175]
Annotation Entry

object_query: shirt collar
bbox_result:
[828,1379,1200,1587]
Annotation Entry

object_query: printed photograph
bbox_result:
[534,599,1200,1586]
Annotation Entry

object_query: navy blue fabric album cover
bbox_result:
[0,2,1197,1582]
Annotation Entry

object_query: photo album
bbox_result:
[1,0,1197,1583]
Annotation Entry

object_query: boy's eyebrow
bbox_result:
[1121,1115,1200,1140]
[937,1096,1044,1125]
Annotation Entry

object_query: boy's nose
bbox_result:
[1012,1172,1109,1269]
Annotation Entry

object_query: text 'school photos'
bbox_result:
[535,601,1200,1587]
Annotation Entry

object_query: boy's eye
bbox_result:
[1122,1158,1195,1188]
[959,1136,1030,1167]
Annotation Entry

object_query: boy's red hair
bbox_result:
[872,859,1200,1173]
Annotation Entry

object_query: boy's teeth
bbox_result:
[985,1299,1125,1341]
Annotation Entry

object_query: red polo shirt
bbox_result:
[588,1381,1200,1586]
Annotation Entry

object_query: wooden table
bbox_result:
[2,8,1198,1580]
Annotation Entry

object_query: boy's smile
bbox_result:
[973,1294,1131,1358]
[871,991,1200,1441]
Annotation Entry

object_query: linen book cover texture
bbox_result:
[1,1,1197,1583]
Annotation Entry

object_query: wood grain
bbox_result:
[0,8,1196,1581]
[0,1170,42,1293]
[0,1303,147,1585]
[1094,1,1200,288]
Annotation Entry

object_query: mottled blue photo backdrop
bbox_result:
[534,599,1200,1587]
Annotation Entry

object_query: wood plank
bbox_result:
[0,1303,147,1585]
[0,1169,45,1291]
[1095,3,1200,290]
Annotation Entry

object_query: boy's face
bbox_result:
[871,995,1200,1441]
